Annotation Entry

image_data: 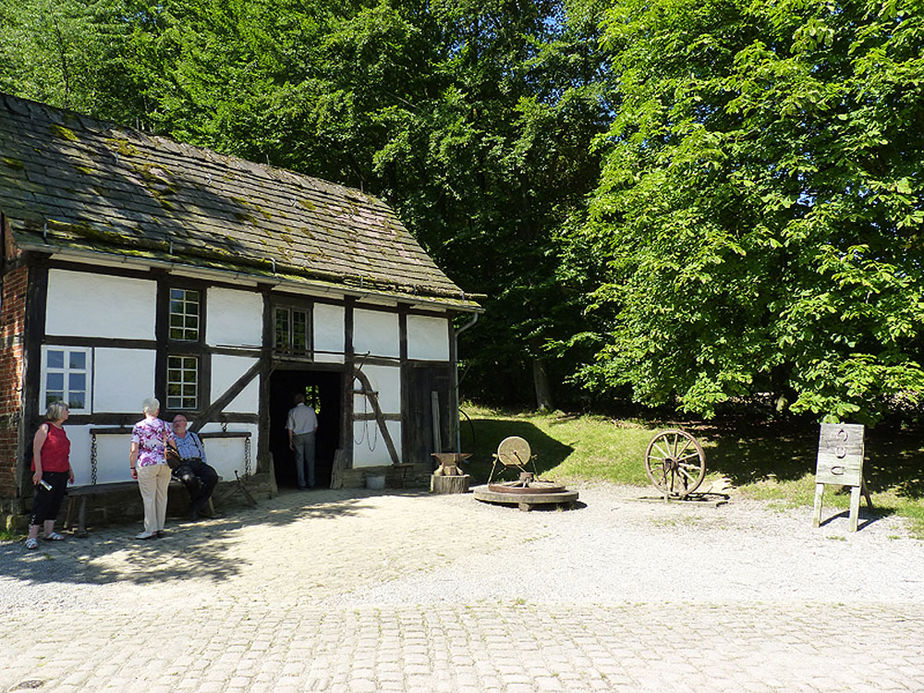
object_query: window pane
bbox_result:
[183,384,196,397]
[187,290,199,302]
[69,392,85,409]
[168,356,182,369]
[170,288,183,301]
[47,351,64,369]
[167,396,181,409]
[46,372,64,390]
[293,311,307,351]
[69,352,86,370]
[69,373,86,390]
[168,383,181,396]
[46,392,64,408]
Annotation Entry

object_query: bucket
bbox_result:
[365,474,386,490]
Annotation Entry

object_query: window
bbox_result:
[169,288,200,341]
[167,355,198,410]
[41,347,91,413]
[274,306,311,355]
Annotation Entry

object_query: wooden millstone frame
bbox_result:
[472,484,579,511]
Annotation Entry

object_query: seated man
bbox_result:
[171,414,219,521]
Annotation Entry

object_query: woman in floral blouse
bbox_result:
[129,397,177,539]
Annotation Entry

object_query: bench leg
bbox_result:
[76,497,89,537]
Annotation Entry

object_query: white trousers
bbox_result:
[137,463,171,533]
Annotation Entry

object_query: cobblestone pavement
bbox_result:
[1,485,922,692]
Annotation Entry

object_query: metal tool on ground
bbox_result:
[644,429,707,500]
[430,452,471,494]
[473,436,578,510]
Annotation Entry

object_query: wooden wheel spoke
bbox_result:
[677,465,698,482]
[645,429,707,498]
[652,442,671,459]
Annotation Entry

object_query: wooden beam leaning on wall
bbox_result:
[352,367,400,466]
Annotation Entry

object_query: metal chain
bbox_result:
[90,432,98,485]
[244,435,252,477]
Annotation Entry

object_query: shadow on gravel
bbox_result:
[817,505,895,531]
[0,489,423,587]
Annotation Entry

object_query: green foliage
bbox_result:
[0,0,144,120]
[563,0,924,422]
[0,0,613,408]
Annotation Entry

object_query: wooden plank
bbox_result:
[352,366,400,465]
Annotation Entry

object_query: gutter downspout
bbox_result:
[453,312,479,453]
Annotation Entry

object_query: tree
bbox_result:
[563,0,924,423]
[0,0,613,410]
[0,0,143,121]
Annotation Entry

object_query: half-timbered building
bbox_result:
[0,93,481,522]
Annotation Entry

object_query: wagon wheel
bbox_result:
[644,429,706,498]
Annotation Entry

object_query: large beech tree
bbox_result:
[565,0,924,422]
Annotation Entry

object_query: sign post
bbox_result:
[812,423,873,532]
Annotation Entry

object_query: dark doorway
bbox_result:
[270,368,342,489]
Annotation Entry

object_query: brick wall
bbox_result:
[0,264,27,501]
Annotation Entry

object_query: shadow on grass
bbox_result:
[461,418,574,484]
[691,422,924,501]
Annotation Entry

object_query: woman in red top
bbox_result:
[25,401,74,549]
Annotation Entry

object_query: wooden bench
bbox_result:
[64,478,220,537]
[65,427,255,535]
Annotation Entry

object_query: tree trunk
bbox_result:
[533,358,553,412]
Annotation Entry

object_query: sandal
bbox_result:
[43,531,65,541]
[25,538,38,550]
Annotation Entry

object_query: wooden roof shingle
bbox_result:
[0,93,480,310]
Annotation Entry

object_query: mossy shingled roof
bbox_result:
[0,93,480,309]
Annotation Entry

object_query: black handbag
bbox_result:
[163,429,182,470]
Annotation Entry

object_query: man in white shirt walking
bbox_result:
[287,393,318,489]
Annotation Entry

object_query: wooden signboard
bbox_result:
[812,423,872,532]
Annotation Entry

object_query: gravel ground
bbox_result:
[321,483,924,608]
[1,484,922,692]
[1,483,921,612]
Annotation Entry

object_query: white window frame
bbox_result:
[40,346,93,414]
[273,305,312,355]
[167,354,199,410]
[168,287,201,342]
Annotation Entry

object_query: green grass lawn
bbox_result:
[460,402,924,538]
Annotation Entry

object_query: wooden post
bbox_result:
[431,391,441,453]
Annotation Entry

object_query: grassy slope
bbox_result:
[460,403,924,538]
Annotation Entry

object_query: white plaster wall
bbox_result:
[206,287,263,347]
[93,348,156,413]
[69,427,134,487]
[353,365,400,414]
[407,315,450,361]
[352,420,402,467]
[210,355,259,413]
[46,269,156,339]
[353,308,399,358]
[314,303,345,363]
[198,423,259,480]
